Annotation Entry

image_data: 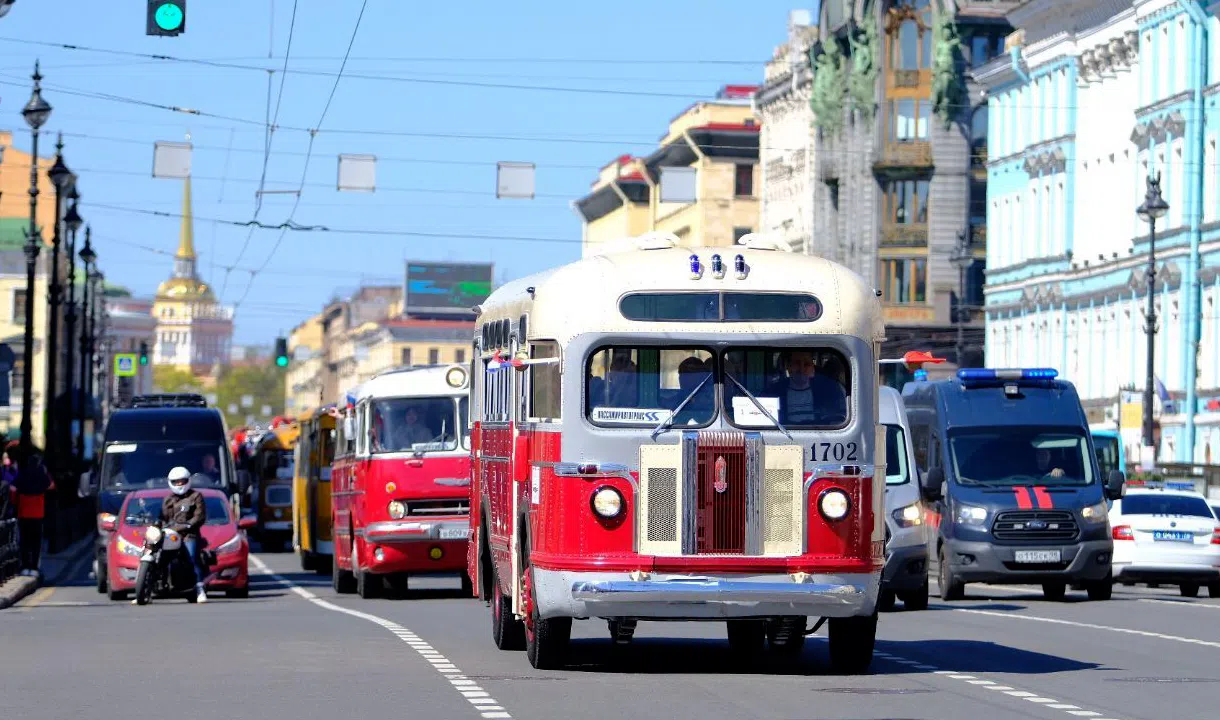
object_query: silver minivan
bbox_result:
[879,386,929,610]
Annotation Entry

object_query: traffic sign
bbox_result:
[114,354,137,377]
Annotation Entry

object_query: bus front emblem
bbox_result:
[714,456,728,494]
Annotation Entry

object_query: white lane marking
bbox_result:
[954,608,1220,649]
[877,653,1126,720]
[1139,598,1220,610]
[250,556,513,720]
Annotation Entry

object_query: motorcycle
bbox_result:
[133,520,214,605]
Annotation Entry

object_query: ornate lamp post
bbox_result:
[63,196,82,460]
[950,232,976,369]
[1136,173,1169,465]
[76,228,95,464]
[20,61,51,458]
[45,135,74,462]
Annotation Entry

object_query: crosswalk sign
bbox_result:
[115,353,138,377]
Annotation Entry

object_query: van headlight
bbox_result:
[1080,500,1109,525]
[955,504,988,526]
[891,502,923,528]
[117,535,143,557]
[145,526,163,543]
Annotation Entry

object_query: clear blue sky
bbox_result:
[0,1,815,344]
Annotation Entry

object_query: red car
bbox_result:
[102,488,254,601]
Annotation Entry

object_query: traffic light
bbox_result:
[146,0,185,36]
[138,341,149,366]
[274,337,289,368]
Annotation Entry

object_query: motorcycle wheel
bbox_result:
[134,562,154,605]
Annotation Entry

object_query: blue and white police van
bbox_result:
[902,368,1125,602]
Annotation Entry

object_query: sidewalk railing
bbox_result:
[0,518,18,585]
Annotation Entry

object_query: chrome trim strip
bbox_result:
[680,431,698,555]
[330,490,364,498]
[433,477,471,486]
[801,463,877,555]
[554,462,630,477]
[570,579,865,605]
[744,432,764,555]
[358,519,471,543]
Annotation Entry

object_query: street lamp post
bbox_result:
[1136,173,1169,465]
[45,135,73,464]
[63,196,82,462]
[77,228,95,464]
[950,232,976,369]
[20,61,51,459]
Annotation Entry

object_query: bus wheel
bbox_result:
[386,574,410,599]
[522,563,570,670]
[827,613,877,675]
[460,572,474,597]
[490,567,525,651]
[300,551,315,572]
[332,549,356,595]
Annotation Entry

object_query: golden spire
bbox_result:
[176,175,195,260]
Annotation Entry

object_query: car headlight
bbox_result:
[117,535,143,557]
[145,526,163,543]
[1080,500,1109,525]
[955,504,988,526]
[891,502,923,528]
[590,487,624,519]
[819,489,851,521]
[217,534,242,554]
[388,500,406,519]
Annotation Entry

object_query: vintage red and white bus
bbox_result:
[467,232,887,671]
[331,364,474,599]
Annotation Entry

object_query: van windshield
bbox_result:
[949,427,1094,487]
[884,424,909,485]
[101,441,228,491]
[1094,434,1120,478]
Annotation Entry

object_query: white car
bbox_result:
[1109,481,1220,597]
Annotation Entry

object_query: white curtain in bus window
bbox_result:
[722,348,850,429]
[586,347,714,427]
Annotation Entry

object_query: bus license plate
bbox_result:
[440,527,468,540]
[1014,550,1061,563]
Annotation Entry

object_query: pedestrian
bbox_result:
[12,445,54,578]
[0,442,17,521]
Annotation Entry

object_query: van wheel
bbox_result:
[901,578,930,610]
[1086,573,1112,601]
[877,590,897,612]
[1180,583,1200,598]
[828,613,877,674]
[1042,582,1067,601]
[938,549,964,601]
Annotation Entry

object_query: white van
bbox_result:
[879,386,929,610]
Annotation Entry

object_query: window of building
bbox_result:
[970,106,988,165]
[734,164,754,197]
[11,289,25,323]
[827,179,840,211]
[883,179,930,224]
[965,261,986,306]
[887,0,933,71]
[400,348,412,366]
[455,348,465,364]
[732,227,752,243]
[529,341,561,421]
[879,258,928,303]
[428,348,439,365]
[888,99,931,142]
[970,32,1004,68]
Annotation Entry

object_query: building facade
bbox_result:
[978,0,1220,464]
[152,178,234,375]
[757,17,819,253]
[575,86,762,255]
[807,0,1014,367]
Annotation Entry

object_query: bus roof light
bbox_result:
[734,254,747,279]
[689,254,702,280]
[711,254,725,279]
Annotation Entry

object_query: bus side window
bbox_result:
[529,341,561,421]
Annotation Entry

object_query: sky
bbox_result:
[0,0,816,344]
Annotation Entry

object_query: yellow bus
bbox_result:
[250,420,300,552]
[293,406,336,573]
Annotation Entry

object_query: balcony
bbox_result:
[875,142,933,169]
[971,224,987,247]
[892,70,922,89]
[881,223,929,248]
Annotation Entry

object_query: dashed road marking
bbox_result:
[250,556,513,720]
[876,650,1123,720]
[954,607,1220,649]
[1138,598,1220,610]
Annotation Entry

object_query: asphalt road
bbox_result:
[5,549,1219,720]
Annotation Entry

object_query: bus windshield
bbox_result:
[101,441,228,491]
[586,347,715,428]
[371,397,461,453]
[949,427,1094,487]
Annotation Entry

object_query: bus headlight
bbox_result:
[818,489,851,521]
[590,487,624,519]
[388,501,406,519]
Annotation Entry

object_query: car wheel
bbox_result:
[225,586,249,599]
[1180,583,1200,598]
[938,549,964,601]
[1042,582,1067,601]
[96,561,108,594]
[901,578,930,611]
[107,588,128,602]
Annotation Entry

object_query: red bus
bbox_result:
[467,234,886,671]
[331,364,474,598]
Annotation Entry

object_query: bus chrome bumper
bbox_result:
[534,569,878,620]
[359,519,470,544]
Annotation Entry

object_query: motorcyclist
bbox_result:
[160,466,208,604]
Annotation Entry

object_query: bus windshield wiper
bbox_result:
[651,374,713,440]
[723,371,794,441]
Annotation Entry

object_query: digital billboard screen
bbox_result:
[404,262,493,316]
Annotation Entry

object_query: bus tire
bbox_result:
[828,613,877,675]
[461,572,474,597]
[491,566,525,651]
[332,551,356,595]
[300,551,315,572]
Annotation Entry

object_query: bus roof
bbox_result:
[254,422,299,452]
[475,241,884,345]
[347,364,469,403]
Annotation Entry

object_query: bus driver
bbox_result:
[767,350,847,426]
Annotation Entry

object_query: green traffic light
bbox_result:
[154,2,184,31]
[276,356,289,368]
[139,356,148,366]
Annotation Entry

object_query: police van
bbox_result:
[902,368,1124,601]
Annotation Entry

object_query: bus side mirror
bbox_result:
[921,467,945,502]
[1106,470,1125,500]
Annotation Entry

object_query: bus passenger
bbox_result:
[767,351,847,426]
[673,357,713,424]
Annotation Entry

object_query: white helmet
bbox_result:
[168,466,192,496]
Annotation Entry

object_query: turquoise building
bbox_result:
[976,0,1220,464]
